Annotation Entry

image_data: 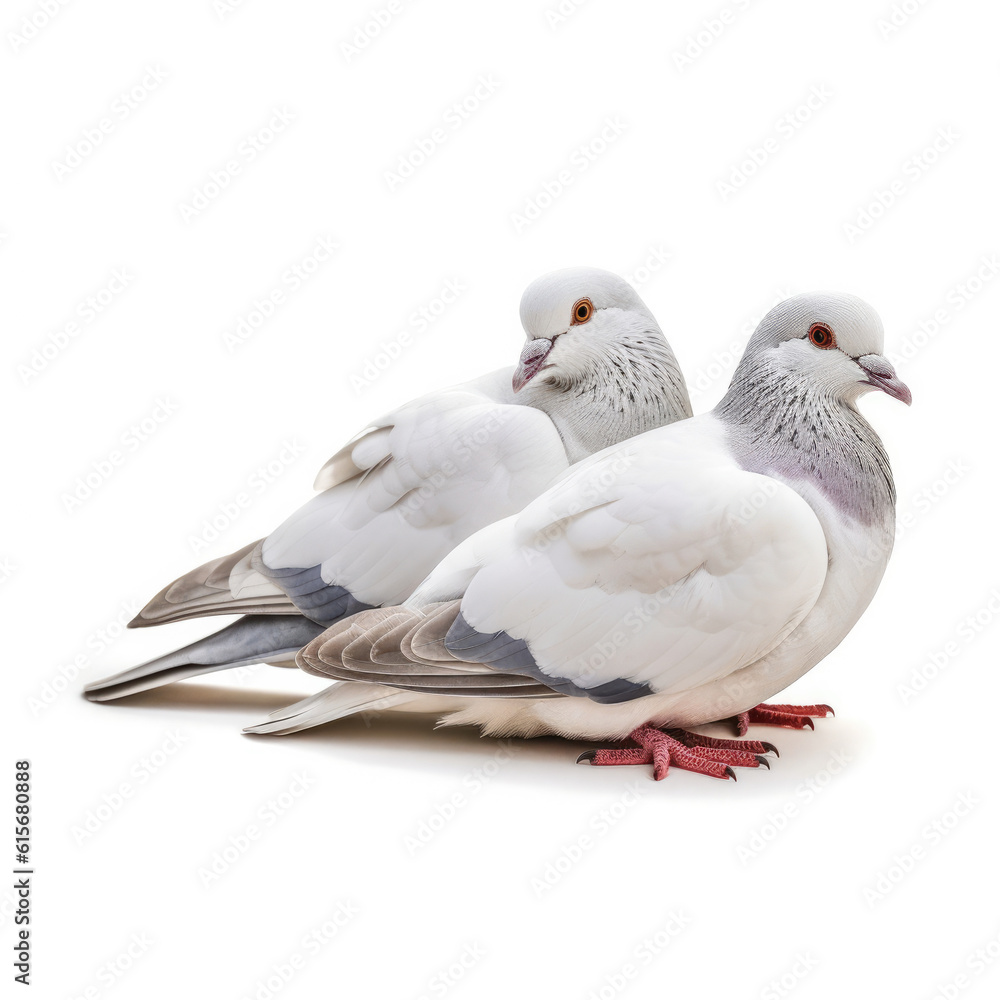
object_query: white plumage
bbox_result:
[256,291,910,781]
[261,371,573,608]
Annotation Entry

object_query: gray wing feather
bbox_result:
[130,540,297,627]
[297,603,560,698]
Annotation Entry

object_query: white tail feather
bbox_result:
[243,681,414,735]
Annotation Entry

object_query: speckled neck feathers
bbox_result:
[716,358,895,526]
[535,334,691,463]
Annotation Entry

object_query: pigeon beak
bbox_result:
[856,354,912,406]
[512,338,554,392]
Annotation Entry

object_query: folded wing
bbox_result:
[131,372,570,629]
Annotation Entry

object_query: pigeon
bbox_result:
[249,292,910,781]
[85,267,691,701]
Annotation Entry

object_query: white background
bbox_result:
[5,0,1000,997]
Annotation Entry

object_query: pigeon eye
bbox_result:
[808,322,836,349]
[571,298,594,325]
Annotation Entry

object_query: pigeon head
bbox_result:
[513,267,668,393]
[740,292,911,406]
[719,291,906,525]
[510,266,691,462]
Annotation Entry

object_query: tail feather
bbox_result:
[84,615,326,702]
[242,681,416,735]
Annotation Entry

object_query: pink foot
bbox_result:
[577,725,776,782]
[733,703,835,737]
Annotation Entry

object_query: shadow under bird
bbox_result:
[85,267,691,702]
[250,292,911,781]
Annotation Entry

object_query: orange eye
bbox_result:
[571,298,594,325]
[808,322,836,349]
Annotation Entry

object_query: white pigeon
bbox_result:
[85,267,691,701]
[250,292,910,781]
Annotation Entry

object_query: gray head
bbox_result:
[511,267,691,461]
[731,291,911,407]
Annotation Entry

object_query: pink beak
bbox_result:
[856,354,912,406]
[512,338,554,392]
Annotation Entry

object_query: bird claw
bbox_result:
[577,725,774,782]
[733,702,835,735]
